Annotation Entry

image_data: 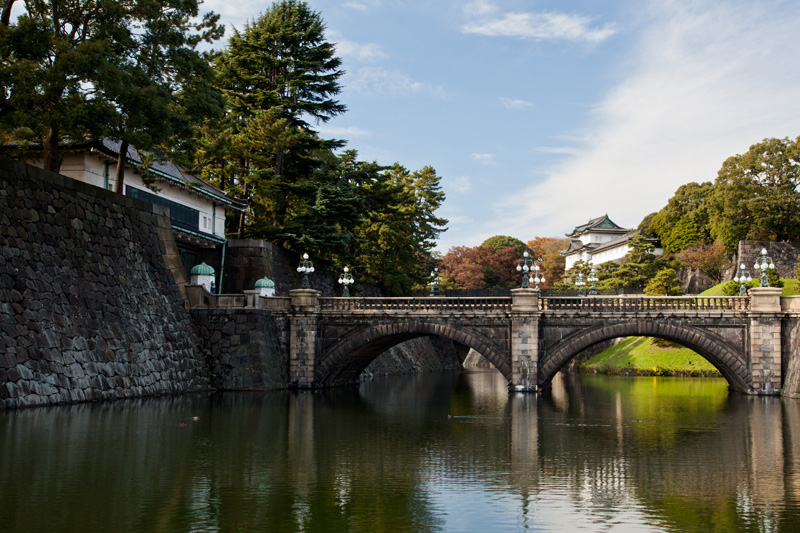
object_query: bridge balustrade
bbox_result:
[319,297,513,313]
[540,295,749,312]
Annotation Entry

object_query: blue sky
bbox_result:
[66,1,800,251]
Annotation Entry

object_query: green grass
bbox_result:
[580,336,721,377]
[699,278,800,296]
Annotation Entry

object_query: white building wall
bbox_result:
[29,153,231,239]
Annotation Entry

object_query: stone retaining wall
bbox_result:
[362,337,462,378]
[223,239,385,297]
[0,158,208,408]
[191,308,289,391]
[732,241,800,280]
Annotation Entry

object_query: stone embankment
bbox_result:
[0,159,207,409]
[0,159,459,409]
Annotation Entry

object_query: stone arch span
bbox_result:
[538,320,750,393]
[316,321,510,386]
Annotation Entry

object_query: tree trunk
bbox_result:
[1,0,16,26]
[114,140,129,194]
[237,182,249,239]
[43,125,60,172]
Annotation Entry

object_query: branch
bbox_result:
[1,0,16,26]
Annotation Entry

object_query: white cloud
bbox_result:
[535,146,581,156]
[490,0,800,238]
[343,2,369,11]
[500,97,533,110]
[448,176,473,194]
[335,40,388,62]
[344,67,446,97]
[462,1,616,42]
[315,125,372,138]
[471,153,497,165]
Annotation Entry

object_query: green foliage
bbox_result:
[194,0,347,238]
[710,136,800,251]
[644,268,684,296]
[649,182,714,254]
[347,162,447,295]
[1,0,224,172]
[720,280,755,296]
[606,235,661,290]
[564,259,592,289]
[481,235,529,255]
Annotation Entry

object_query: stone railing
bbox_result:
[781,296,800,313]
[540,295,749,312]
[187,288,756,314]
[319,297,513,312]
[185,285,291,312]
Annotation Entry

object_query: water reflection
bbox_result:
[1,372,799,532]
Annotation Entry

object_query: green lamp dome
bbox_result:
[190,262,215,276]
[255,277,276,288]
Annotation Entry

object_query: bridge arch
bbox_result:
[316,321,510,386]
[538,320,750,393]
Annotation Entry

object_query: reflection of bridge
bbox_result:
[187,287,800,396]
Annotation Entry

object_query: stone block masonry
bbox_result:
[0,158,208,408]
[191,308,288,391]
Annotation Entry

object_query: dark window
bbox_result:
[126,185,199,232]
[178,246,200,275]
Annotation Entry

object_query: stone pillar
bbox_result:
[288,289,321,388]
[509,288,541,392]
[749,287,783,395]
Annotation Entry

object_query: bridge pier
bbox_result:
[509,289,541,392]
[749,287,784,395]
[288,289,321,388]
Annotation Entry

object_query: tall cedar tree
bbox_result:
[209,0,346,238]
[348,160,447,295]
[0,0,223,178]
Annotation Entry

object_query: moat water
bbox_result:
[2,371,800,532]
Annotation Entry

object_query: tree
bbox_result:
[649,182,714,254]
[528,236,568,289]
[644,269,684,296]
[199,0,346,238]
[710,136,800,251]
[440,244,520,290]
[346,161,447,296]
[675,241,731,284]
[481,235,529,255]
[605,235,660,290]
[0,0,223,173]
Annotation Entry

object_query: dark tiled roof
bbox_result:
[560,230,660,257]
[592,230,658,254]
[92,139,248,212]
[566,214,628,238]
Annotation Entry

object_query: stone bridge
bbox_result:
[187,287,800,397]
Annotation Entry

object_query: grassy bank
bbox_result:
[699,277,800,296]
[579,336,721,377]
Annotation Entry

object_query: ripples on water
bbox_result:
[1,371,799,532]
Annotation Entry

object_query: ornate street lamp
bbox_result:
[516,251,534,288]
[733,263,752,296]
[429,267,441,296]
[576,272,586,297]
[338,266,354,297]
[753,247,775,287]
[528,261,545,290]
[587,266,599,296]
[297,253,314,289]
